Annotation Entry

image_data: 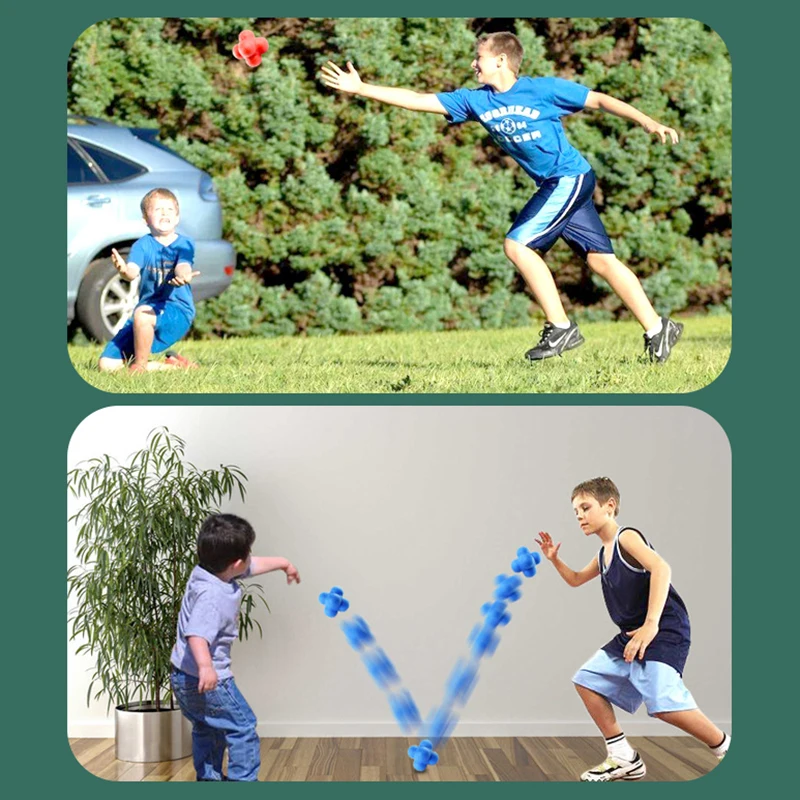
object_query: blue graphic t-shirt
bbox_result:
[437,76,592,185]
[128,233,195,319]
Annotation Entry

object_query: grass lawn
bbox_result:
[68,315,731,394]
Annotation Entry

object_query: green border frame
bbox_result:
[7,0,776,794]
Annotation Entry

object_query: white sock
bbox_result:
[710,732,730,759]
[552,320,571,330]
[606,732,636,762]
[645,319,663,338]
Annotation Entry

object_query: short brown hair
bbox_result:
[571,477,621,517]
[140,188,179,217]
[476,32,524,76]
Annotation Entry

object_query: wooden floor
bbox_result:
[70,736,721,781]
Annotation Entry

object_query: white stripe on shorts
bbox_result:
[515,173,584,246]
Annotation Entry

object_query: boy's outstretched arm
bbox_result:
[320,61,448,114]
[535,531,600,587]
[617,529,672,662]
[584,91,679,144]
[249,556,301,584]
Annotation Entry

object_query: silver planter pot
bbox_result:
[115,702,192,762]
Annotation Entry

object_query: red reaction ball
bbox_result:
[232,30,269,68]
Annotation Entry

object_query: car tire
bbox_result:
[76,251,140,342]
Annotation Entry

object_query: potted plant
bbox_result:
[68,428,268,762]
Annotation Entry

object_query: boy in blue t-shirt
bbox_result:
[98,188,201,373]
[171,514,301,782]
[321,32,684,363]
[535,478,730,781]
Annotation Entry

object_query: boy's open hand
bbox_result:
[197,665,219,693]
[168,268,201,287]
[623,620,659,662]
[320,61,363,94]
[535,531,561,562]
[111,247,127,273]
[642,119,679,144]
[284,562,301,584]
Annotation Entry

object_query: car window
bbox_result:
[68,142,101,185]
[132,129,195,167]
[78,142,146,182]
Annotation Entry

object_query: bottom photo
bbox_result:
[67,406,731,782]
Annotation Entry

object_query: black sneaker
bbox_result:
[525,321,584,361]
[643,317,683,363]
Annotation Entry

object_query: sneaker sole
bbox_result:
[580,756,646,782]
[581,765,646,782]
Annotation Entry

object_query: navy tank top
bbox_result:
[600,527,691,675]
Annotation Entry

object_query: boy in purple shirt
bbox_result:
[171,514,300,781]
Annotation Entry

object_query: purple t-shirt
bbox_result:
[171,564,251,679]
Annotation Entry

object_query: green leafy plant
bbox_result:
[67,428,268,711]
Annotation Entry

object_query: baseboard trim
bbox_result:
[68,720,732,740]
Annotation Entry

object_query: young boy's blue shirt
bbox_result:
[171,563,252,679]
[130,233,196,319]
[436,76,592,185]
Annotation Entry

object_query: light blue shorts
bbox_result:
[573,649,697,716]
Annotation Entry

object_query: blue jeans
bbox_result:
[171,668,260,781]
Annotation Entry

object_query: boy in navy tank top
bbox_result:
[321,32,684,363]
[535,477,729,781]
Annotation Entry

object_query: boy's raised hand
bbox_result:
[168,266,201,286]
[111,247,127,273]
[284,562,301,585]
[320,61,363,95]
[535,531,561,562]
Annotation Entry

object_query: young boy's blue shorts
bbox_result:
[100,302,193,361]
[572,649,697,716]
[506,170,614,260]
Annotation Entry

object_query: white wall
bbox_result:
[68,406,731,737]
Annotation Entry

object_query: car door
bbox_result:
[67,138,119,311]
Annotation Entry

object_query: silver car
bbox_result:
[68,115,235,341]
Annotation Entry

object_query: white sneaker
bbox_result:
[713,733,730,760]
[580,753,646,782]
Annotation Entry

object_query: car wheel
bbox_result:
[76,252,140,342]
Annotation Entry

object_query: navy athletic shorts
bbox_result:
[506,170,613,260]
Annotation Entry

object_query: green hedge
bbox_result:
[69,18,731,336]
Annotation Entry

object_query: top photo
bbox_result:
[67,17,731,394]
